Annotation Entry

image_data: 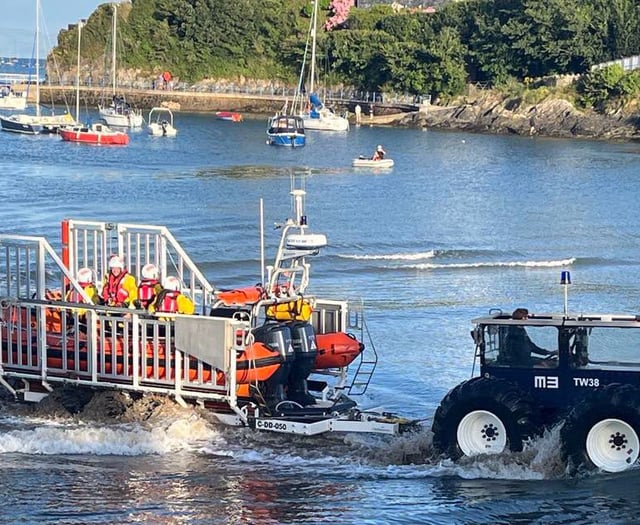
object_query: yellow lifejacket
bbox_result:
[266,298,313,321]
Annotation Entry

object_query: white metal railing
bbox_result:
[0,231,249,413]
[64,220,216,314]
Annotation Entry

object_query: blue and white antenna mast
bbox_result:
[561,271,571,316]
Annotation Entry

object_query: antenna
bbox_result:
[560,270,571,316]
[259,198,265,286]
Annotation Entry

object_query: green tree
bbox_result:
[422,27,468,99]
[326,29,395,91]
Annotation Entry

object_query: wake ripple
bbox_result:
[0,394,587,481]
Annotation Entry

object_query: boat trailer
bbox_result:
[0,204,419,437]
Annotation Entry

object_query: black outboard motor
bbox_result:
[287,321,318,406]
[252,321,295,407]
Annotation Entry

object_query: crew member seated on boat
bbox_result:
[101,255,138,308]
[149,276,195,316]
[372,144,385,161]
[135,263,163,310]
[502,308,557,367]
[67,267,100,304]
[67,266,100,308]
[66,267,100,331]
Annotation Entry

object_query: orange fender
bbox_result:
[315,332,364,369]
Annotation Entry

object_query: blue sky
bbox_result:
[1,1,108,58]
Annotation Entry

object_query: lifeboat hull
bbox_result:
[2,308,282,385]
[314,332,364,369]
[235,342,283,383]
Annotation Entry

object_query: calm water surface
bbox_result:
[1,112,640,523]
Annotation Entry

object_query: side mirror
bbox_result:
[471,326,483,344]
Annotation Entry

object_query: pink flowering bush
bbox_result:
[325,0,354,30]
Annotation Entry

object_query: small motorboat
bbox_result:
[0,85,27,111]
[59,122,129,145]
[147,107,177,137]
[216,111,243,122]
[352,156,395,168]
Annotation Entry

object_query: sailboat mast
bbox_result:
[309,0,318,95]
[111,3,117,96]
[35,0,40,116]
[75,21,83,123]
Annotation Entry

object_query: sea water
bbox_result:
[1,113,640,523]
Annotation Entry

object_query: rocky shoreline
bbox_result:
[387,92,640,141]
[40,86,640,141]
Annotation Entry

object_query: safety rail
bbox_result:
[311,298,377,395]
[0,231,249,413]
[63,220,216,315]
[0,234,84,301]
[0,297,248,404]
[312,298,356,334]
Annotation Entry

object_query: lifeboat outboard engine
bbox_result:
[287,321,318,406]
[252,321,295,407]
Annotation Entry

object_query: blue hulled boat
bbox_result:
[266,114,305,147]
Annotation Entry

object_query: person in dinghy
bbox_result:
[372,144,386,161]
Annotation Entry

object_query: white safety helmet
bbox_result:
[141,263,159,280]
[164,276,181,291]
[376,144,385,152]
[108,255,124,269]
[76,267,93,285]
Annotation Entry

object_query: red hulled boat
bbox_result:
[215,111,243,122]
[59,123,129,145]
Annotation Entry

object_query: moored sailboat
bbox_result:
[297,0,349,132]
[97,2,143,128]
[0,0,76,134]
[266,113,305,147]
[59,19,129,146]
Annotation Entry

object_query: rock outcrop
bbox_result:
[396,93,640,141]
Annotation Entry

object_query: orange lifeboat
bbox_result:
[216,285,265,306]
[314,332,364,369]
[3,324,282,386]
[235,342,283,383]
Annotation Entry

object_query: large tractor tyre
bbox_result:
[431,377,539,459]
[561,383,640,474]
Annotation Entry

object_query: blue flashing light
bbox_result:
[561,271,571,285]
